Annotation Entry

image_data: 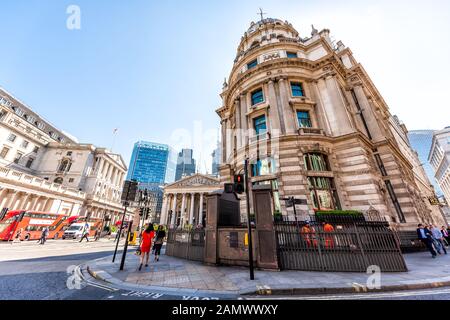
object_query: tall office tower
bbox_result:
[127,141,177,221]
[175,149,196,181]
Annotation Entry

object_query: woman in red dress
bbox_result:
[139,224,155,271]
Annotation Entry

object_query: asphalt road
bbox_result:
[248,288,450,300]
[2,239,450,300]
[0,239,227,300]
[0,239,126,300]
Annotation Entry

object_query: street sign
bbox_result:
[284,198,307,207]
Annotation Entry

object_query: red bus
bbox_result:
[0,211,72,241]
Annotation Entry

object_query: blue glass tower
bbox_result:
[408,130,443,196]
[127,141,177,220]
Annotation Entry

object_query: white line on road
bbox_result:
[249,288,450,300]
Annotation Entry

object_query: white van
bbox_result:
[63,223,90,240]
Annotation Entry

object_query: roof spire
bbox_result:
[257,8,267,21]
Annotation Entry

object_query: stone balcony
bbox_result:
[298,127,326,136]
[0,165,86,199]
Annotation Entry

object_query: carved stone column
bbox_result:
[240,93,248,147]
[180,193,187,227]
[267,80,282,134]
[198,193,204,227]
[278,78,297,134]
[170,194,177,227]
[189,193,195,225]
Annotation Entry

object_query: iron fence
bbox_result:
[275,216,407,272]
[165,229,205,262]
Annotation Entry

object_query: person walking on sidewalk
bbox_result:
[139,224,155,271]
[153,225,166,262]
[431,225,447,255]
[417,224,437,258]
[13,228,23,243]
[441,226,449,246]
[38,227,49,245]
[79,223,90,243]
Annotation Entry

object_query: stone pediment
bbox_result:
[165,174,220,189]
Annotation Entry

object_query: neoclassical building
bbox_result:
[216,18,446,231]
[160,174,220,228]
[0,87,132,224]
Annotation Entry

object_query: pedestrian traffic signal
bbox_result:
[139,208,144,217]
[234,174,245,194]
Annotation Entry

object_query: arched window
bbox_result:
[58,159,72,173]
[54,177,64,184]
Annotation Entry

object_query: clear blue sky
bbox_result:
[1,0,449,172]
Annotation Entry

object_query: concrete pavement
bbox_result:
[86,250,450,297]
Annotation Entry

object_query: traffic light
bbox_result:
[234,174,245,194]
[0,208,8,221]
[121,180,139,202]
[139,207,144,217]
[18,211,26,222]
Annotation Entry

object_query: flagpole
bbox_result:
[111,128,118,152]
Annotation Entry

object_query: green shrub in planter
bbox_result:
[273,211,283,222]
[315,210,364,222]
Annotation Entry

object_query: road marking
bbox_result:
[75,265,118,292]
[249,288,450,300]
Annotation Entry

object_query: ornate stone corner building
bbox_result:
[217,18,446,231]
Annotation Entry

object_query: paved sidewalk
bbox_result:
[86,250,450,296]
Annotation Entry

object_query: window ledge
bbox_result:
[298,128,325,136]
[249,132,270,144]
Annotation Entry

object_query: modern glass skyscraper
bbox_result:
[408,130,443,196]
[127,141,177,221]
[175,149,196,181]
[127,141,176,186]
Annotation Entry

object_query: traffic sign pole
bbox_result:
[244,158,255,281]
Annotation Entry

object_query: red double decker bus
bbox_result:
[0,210,72,241]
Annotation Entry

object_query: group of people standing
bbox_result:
[138,224,166,271]
[417,224,450,258]
[301,221,335,248]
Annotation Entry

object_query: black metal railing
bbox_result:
[274,216,407,272]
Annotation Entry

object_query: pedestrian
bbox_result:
[417,224,437,258]
[79,223,90,243]
[431,225,447,255]
[39,227,48,245]
[441,226,449,246]
[153,225,166,262]
[94,228,100,241]
[139,224,155,271]
[301,222,313,247]
[323,221,335,249]
[13,228,23,243]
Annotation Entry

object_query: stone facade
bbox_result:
[429,127,450,209]
[0,87,133,224]
[216,18,446,231]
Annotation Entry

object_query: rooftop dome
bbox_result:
[246,18,285,34]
